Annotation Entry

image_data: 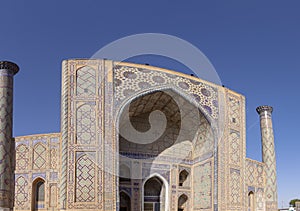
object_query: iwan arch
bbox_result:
[0,60,278,211]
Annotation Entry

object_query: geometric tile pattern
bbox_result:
[50,185,57,207]
[76,66,96,96]
[15,176,29,208]
[245,159,265,188]
[50,148,58,169]
[13,133,60,210]
[228,96,240,127]
[0,68,14,207]
[33,143,47,169]
[257,106,277,209]
[114,65,219,119]
[193,161,212,209]
[229,132,240,165]
[75,155,96,202]
[16,144,29,170]
[193,116,214,159]
[76,104,96,145]
[256,188,264,210]
[229,169,241,205]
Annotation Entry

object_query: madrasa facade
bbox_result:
[0,59,278,211]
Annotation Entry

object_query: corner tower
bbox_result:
[256,105,278,211]
[0,61,19,210]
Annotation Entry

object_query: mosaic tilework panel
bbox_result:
[257,188,265,210]
[76,66,96,96]
[50,147,58,169]
[260,117,277,203]
[229,131,240,166]
[33,143,47,169]
[16,144,29,170]
[14,133,61,210]
[76,103,96,145]
[193,116,214,159]
[193,161,212,209]
[0,72,14,206]
[15,176,29,208]
[75,154,96,202]
[228,95,240,128]
[229,168,241,206]
[50,184,58,207]
[245,159,265,187]
[114,65,219,119]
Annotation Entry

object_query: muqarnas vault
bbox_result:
[0,60,278,211]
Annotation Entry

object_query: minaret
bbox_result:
[0,61,19,210]
[256,105,278,211]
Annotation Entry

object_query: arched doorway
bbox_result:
[144,176,165,211]
[248,191,255,211]
[31,178,45,211]
[120,191,131,211]
[178,194,188,211]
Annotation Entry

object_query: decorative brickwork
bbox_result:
[76,66,96,96]
[193,161,212,209]
[229,131,240,165]
[75,154,96,202]
[257,106,278,211]
[15,176,29,208]
[16,144,29,170]
[33,143,47,169]
[76,104,96,145]
[229,169,241,206]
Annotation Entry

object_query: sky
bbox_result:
[1,0,300,208]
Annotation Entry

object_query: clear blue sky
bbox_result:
[1,0,299,207]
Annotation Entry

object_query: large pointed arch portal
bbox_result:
[117,88,215,211]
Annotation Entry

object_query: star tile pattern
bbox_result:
[114,65,219,120]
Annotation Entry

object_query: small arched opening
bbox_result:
[178,194,188,211]
[179,170,189,187]
[119,164,131,183]
[31,178,45,211]
[248,191,255,211]
[120,191,131,211]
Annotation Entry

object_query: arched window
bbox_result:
[32,178,45,210]
[248,191,255,211]
[119,164,131,183]
[178,194,188,211]
[144,176,166,211]
[179,170,189,187]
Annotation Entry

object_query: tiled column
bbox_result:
[0,61,19,211]
[256,105,278,211]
